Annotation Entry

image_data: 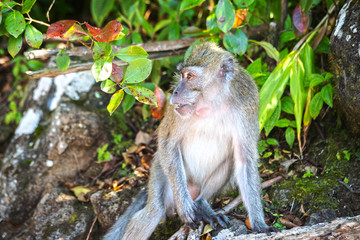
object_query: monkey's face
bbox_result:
[170,66,204,117]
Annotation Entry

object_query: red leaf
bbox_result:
[47,20,78,38]
[111,63,124,83]
[150,87,167,119]
[98,20,123,43]
[85,22,101,39]
[293,4,309,34]
[60,23,89,41]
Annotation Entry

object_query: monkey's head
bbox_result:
[170,42,235,118]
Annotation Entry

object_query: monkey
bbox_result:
[104,42,270,240]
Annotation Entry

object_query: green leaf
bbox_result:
[300,0,312,12]
[299,44,314,75]
[56,49,70,72]
[264,102,281,136]
[25,24,43,48]
[309,74,324,88]
[122,94,136,113]
[267,138,279,146]
[123,58,152,84]
[92,57,113,82]
[136,9,153,37]
[223,29,248,56]
[246,58,262,76]
[250,40,280,62]
[5,10,26,38]
[115,46,149,63]
[263,152,272,158]
[216,0,235,33]
[206,13,218,30]
[290,58,306,142]
[321,83,333,107]
[281,96,295,114]
[91,0,114,26]
[8,35,22,58]
[127,86,157,106]
[180,0,206,10]
[93,42,112,60]
[280,31,295,45]
[107,89,124,115]
[233,0,255,8]
[22,0,36,14]
[154,19,172,32]
[27,59,43,70]
[285,127,295,148]
[100,79,117,94]
[309,92,323,119]
[275,118,291,128]
[259,51,296,130]
[322,72,333,81]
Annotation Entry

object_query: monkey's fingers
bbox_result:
[216,214,229,228]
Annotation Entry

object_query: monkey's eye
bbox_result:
[184,72,194,80]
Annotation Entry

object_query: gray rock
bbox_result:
[307,209,337,225]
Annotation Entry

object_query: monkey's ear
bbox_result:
[176,62,184,72]
[219,57,234,81]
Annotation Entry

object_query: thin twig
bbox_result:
[338,181,360,194]
[24,17,50,27]
[46,0,56,22]
[86,215,98,240]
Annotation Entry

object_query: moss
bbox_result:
[151,217,183,240]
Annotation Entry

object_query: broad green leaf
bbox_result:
[281,96,294,114]
[309,74,324,88]
[127,86,157,106]
[5,10,26,38]
[323,72,333,81]
[206,13,218,30]
[216,0,235,33]
[285,127,295,148]
[224,29,248,56]
[107,89,124,115]
[233,0,255,8]
[92,57,113,82]
[122,94,136,113]
[93,42,112,60]
[91,0,114,26]
[168,21,180,40]
[180,0,206,10]
[250,40,280,62]
[264,102,281,136]
[100,79,117,94]
[321,83,333,107]
[263,152,272,158]
[8,35,22,58]
[259,51,296,130]
[267,138,279,146]
[27,59,43,70]
[25,24,43,48]
[280,31,295,45]
[56,49,70,72]
[22,0,36,13]
[299,44,314,75]
[123,58,152,84]
[275,118,291,128]
[132,32,143,43]
[115,46,149,63]
[246,58,262,76]
[290,58,306,143]
[150,60,161,86]
[309,92,323,119]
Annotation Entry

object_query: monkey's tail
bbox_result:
[103,188,148,240]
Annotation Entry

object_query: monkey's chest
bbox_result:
[180,127,232,185]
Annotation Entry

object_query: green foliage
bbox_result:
[25,24,43,48]
[97,144,112,163]
[5,101,22,125]
[91,0,115,26]
[56,49,70,72]
[224,29,248,56]
[216,0,235,33]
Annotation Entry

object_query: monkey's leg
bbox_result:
[234,143,269,233]
[194,198,229,229]
[121,161,168,240]
[103,188,148,240]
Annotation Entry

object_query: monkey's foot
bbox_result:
[168,225,189,240]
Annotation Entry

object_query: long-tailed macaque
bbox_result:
[104,42,269,240]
